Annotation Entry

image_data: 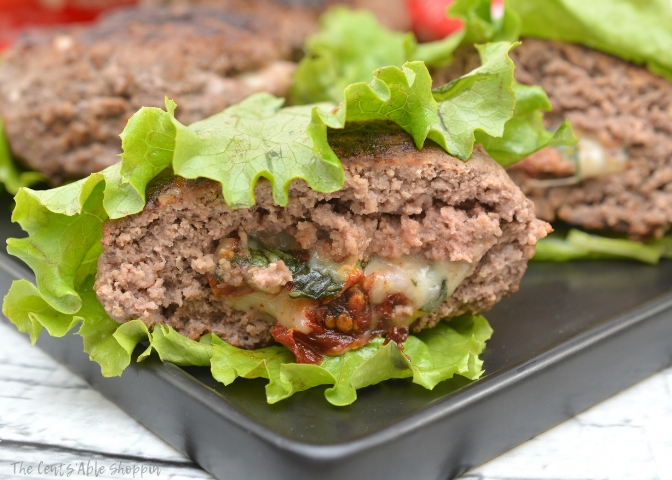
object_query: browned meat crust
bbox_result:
[94,125,549,349]
[511,40,672,238]
[0,2,315,183]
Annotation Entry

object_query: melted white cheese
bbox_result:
[364,255,473,326]
[308,251,356,283]
[577,137,628,179]
[227,292,316,334]
[221,253,472,332]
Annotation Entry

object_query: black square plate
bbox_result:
[1,201,671,480]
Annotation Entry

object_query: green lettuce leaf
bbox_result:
[406,314,493,389]
[291,7,414,105]
[533,228,668,264]
[7,176,108,314]
[474,82,577,166]
[326,340,412,405]
[336,61,437,149]
[449,0,520,45]
[647,236,672,259]
[292,3,575,163]
[428,42,517,160]
[171,93,344,208]
[2,276,148,377]
[210,335,336,403]
[117,100,177,214]
[144,325,212,367]
[0,118,46,195]
[291,1,521,105]
[291,6,467,105]
[211,315,491,406]
[3,280,52,344]
[507,0,672,81]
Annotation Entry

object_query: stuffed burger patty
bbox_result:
[95,124,548,364]
[436,37,672,239]
[508,39,672,239]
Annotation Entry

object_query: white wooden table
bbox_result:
[1,319,671,480]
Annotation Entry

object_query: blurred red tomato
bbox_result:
[407,0,462,42]
[0,0,137,50]
[407,0,504,41]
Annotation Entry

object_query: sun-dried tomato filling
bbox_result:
[205,233,470,363]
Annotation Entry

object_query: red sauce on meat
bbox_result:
[271,279,413,364]
[374,293,411,323]
[271,323,371,364]
[272,282,375,363]
[383,326,409,350]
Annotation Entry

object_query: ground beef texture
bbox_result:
[510,40,672,239]
[95,125,550,349]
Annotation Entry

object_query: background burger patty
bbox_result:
[436,39,672,239]
[0,2,312,183]
[94,125,550,349]
[0,0,408,184]
[510,40,672,239]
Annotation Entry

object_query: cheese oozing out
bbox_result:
[364,255,472,326]
[574,136,629,179]
[528,133,629,189]
[219,247,472,334]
